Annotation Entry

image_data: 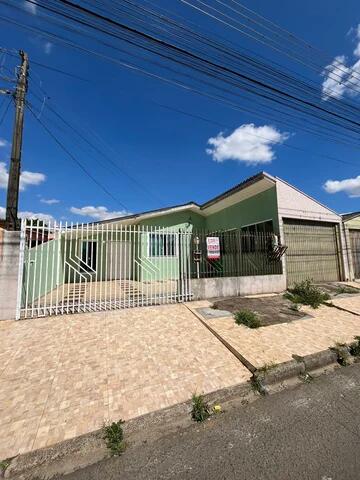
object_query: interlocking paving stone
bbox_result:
[203,304,360,368]
[330,295,360,315]
[0,304,250,460]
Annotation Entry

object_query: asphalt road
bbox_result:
[61,364,360,480]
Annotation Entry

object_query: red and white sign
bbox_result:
[206,236,220,260]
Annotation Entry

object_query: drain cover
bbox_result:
[196,307,233,319]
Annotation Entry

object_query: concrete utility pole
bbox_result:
[5,50,29,231]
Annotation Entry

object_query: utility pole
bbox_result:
[5,50,29,231]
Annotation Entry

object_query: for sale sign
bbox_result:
[206,236,220,260]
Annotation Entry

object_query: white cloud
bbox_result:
[354,24,360,57]
[322,24,360,99]
[40,198,59,205]
[0,206,54,222]
[20,170,46,190]
[23,0,37,14]
[19,211,54,222]
[70,206,130,221]
[0,138,9,148]
[206,123,289,165]
[0,162,46,191]
[44,41,53,55]
[323,175,360,197]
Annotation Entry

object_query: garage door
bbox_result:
[350,230,360,279]
[283,219,341,285]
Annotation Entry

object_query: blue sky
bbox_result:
[0,0,360,222]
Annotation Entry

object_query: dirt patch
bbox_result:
[212,295,308,327]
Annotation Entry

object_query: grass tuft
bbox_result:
[0,460,10,476]
[335,285,360,295]
[350,336,360,357]
[103,420,126,456]
[251,376,266,395]
[257,362,277,374]
[234,309,261,328]
[191,393,210,422]
[331,343,351,367]
[284,279,330,309]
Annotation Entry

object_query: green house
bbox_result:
[20,172,352,318]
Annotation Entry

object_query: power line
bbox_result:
[0,96,12,126]
[30,59,89,82]
[4,12,360,151]
[3,0,360,125]
[146,98,360,168]
[3,2,360,149]
[224,0,360,84]
[30,65,358,171]
[26,101,130,210]
[180,0,360,91]
[27,79,165,204]
[28,0,360,127]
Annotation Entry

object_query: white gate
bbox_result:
[17,219,193,319]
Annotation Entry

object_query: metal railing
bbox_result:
[18,219,193,318]
[191,229,283,279]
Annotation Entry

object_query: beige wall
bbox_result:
[345,216,360,230]
[276,179,341,223]
[275,179,350,281]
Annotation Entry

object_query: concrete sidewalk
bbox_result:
[188,300,360,368]
[0,304,251,460]
[2,293,360,462]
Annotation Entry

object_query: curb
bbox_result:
[252,345,357,392]
[255,341,360,391]
[255,359,305,386]
[292,349,338,372]
[3,381,254,480]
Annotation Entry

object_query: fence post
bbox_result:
[15,219,26,320]
[0,225,22,320]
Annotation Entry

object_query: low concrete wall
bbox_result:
[191,274,287,300]
[0,229,21,320]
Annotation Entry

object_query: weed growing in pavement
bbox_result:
[103,420,126,456]
[234,310,261,328]
[350,336,360,357]
[257,362,277,374]
[335,285,359,295]
[331,343,351,367]
[0,460,10,476]
[250,376,266,396]
[284,279,330,309]
[299,371,313,383]
[191,394,210,422]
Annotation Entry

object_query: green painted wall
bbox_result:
[22,238,63,306]
[138,210,206,230]
[23,189,280,298]
[137,212,204,282]
[135,230,192,282]
[204,187,279,233]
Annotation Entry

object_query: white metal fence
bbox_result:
[17,219,193,319]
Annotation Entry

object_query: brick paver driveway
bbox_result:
[0,304,251,460]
